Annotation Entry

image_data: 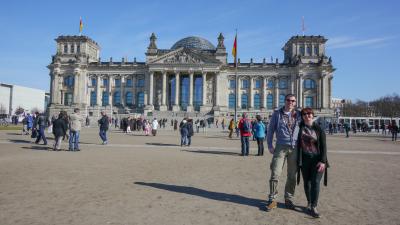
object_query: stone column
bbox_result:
[318,76,323,109]
[261,77,266,110]
[160,71,167,111]
[172,72,180,111]
[298,74,303,107]
[121,75,125,107]
[249,77,254,110]
[108,75,113,106]
[132,76,136,106]
[237,77,241,109]
[50,72,58,104]
[214,72,220,106]
[202,72,207,105]
[73,70,80,105]
[187,71,194,112]
[148,72,154,105]
[96,76,101,106]
[274,77,279,108]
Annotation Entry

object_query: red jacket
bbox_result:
[238,118,252,137]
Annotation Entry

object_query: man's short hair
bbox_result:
[285,94,296,100]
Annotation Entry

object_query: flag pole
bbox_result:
[233,29,238,124]
[302,16,305,36]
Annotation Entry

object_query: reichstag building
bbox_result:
[47,33,335,119]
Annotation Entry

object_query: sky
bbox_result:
[0,0,399,102]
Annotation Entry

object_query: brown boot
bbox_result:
[266,200,277,211]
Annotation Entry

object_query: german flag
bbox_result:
[232,34,237,59]
[79,17,83,34]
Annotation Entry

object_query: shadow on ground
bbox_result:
[21,146,50,151]
[146,143,180,147]
[8,139,31,144]
[181,149,240,156]
[135,181,266,210]
[134,182,310,215]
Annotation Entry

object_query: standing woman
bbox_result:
[254,115,265,156]
[297,108,329,218]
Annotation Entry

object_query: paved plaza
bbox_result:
[0,127,399,225]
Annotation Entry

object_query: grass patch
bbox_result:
[0,126,23,130]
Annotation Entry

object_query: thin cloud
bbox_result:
[327,36,396,49]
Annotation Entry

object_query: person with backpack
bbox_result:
[254,115,266,156]
[238,113,252,156]
[187,119,194,146]
[266,94,302,212]
[180,119,189,146]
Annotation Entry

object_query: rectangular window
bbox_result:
[115,79,121,87]
[126,78,132,87]
[70,45,75,53]
[77,45,80,53]
[137,79,145,87]
[242,80,249,89]
[279,79,287,89]
[64,93,73,106]
[305,96,314,108]
[64,45,68,53]
[91,78,96,86]
[307,46,311,55]
[255,80,261,89]
[314,46,319,55]
[103,78,108,87]
[229,80,236,89]
[90,91,96,106]
[300,45,305,56]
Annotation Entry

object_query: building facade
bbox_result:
[47,33,335,119]
[0,83,46,116]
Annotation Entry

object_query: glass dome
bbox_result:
[171,36,215,50]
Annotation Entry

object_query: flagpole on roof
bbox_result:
[233,29,238,123]
[302,16,305,36]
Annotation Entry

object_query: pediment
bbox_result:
[148,48,219,64]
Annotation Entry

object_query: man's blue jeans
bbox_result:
[69,130,80,151]
[240,136,249,155]
[35,126,47,144]
[99,129,107,142]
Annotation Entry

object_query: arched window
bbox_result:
[267,94,273,109]
[254,94,261,109]
[304,79,316,89]
[113,91,121,106]
[279,94,286,107]
[241,93,248,109]
[90,91,96,106]
[137,92,144,107]
[102,92,109,106]
[125,92,133,106]
[228,94,235,109]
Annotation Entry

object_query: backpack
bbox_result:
[242,119,251,132]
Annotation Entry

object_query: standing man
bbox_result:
[151,118,159,136]
[266,94,302,211]
[238,113,252,156]
[69,108,83,151]
[34,111,48,145]
[98,111,109,145]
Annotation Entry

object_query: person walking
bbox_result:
[52,112,68,151]
[238,113,252,156]
[98,111,109,145]
[69,108,83,151]
[254,115,266,156]
[187,119,194,146]
[344,122,350,138]
[151,118,159,136]
[180,119,189,146]
[391,121,398,141]
[228,118,235,138]
[296,108,329,218]
[266,94,302,211]
[26,113,33,134]
[34,112,48,145]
